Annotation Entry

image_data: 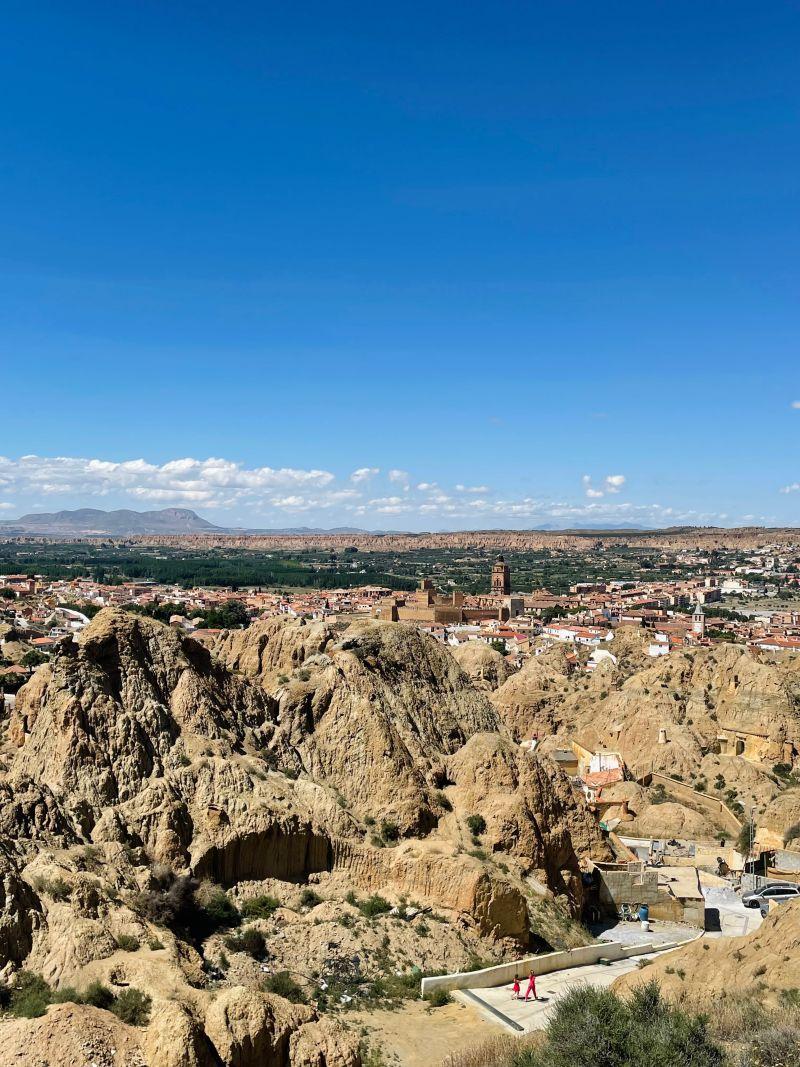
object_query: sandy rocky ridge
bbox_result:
[491,627,800,843]
[0,610,611,1065]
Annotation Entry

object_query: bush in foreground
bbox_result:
[513,981,724,1067]
[443,982,725,1067]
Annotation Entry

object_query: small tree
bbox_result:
[466,814,487,837]
[112,987,152,1026]
[738,820,755,857]
[21,650,47,668]
[262,971,305,1003]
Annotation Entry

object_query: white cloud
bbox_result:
[0,454,720,529]
[350,467,379,483]
[604,474,626,493]
[791,401,800,409]
[367,496,405,507]
[780,483,800,494]
[0,454,335,510]
[581,472,626,499]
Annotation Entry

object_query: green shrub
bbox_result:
[240,894,280,920]
[262,971,305,1003]
[434,791,453,812]
[1,972,151,1026]
[358,894,392,919]
[738,821,755,855]
[132,870,236,940]
[111,987,152,1026]
[81,981,116,1010]
[78,845,103,872]
[33,876,72,901]
[360,1043,389,1067]
[51,985,81,1004]
[299,888,322,907]
[466,814,486,836]
[424,988,452,1007]
[115,934,140,952]
[8,971,52,1018]
[148,938,164,951]
[200,888,240,929]
[379,820,400,842]
[512,981,724,1067]
[224,927,267,960]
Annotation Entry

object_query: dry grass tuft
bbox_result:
[440,1033,540,1067]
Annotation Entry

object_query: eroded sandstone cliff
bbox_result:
[0,609,610,1065]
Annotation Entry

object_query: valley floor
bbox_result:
[351,998,495,1067]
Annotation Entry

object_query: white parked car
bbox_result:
[741,883,800,910]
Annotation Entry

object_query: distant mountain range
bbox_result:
[0,507,652,537]
[0,507,225,536]
[0,508,389,537]
[531,522,648,531]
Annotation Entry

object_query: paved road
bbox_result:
[456,954,659,1033]
[589,917,693,948]
[702,884,763,937]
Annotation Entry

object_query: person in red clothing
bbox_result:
[511,976,521,1000]
[524,970,538,1002]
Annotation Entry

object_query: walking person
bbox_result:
[524,969,538,1002]
[511,976,520,1000]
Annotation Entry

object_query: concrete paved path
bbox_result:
[702,885,763,938]
[455,954,658,1034]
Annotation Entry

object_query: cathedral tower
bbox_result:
[491,555,511,596]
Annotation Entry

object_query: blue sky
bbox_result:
[1,1,798,530]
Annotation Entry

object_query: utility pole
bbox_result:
[749,805,755,882]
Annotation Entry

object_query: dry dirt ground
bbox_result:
[351,999,496,1066]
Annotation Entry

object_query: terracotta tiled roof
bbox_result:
[582,768,624,789]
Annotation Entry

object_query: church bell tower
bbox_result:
[491,555,511,596]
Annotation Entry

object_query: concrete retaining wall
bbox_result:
[420,936,694,995]
[647,773,742,836]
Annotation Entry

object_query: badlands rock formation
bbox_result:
[0,610,610,1064]
[492,629,800,838]
[450,642,516,692]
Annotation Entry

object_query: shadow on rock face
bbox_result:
[192,825,334,887]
